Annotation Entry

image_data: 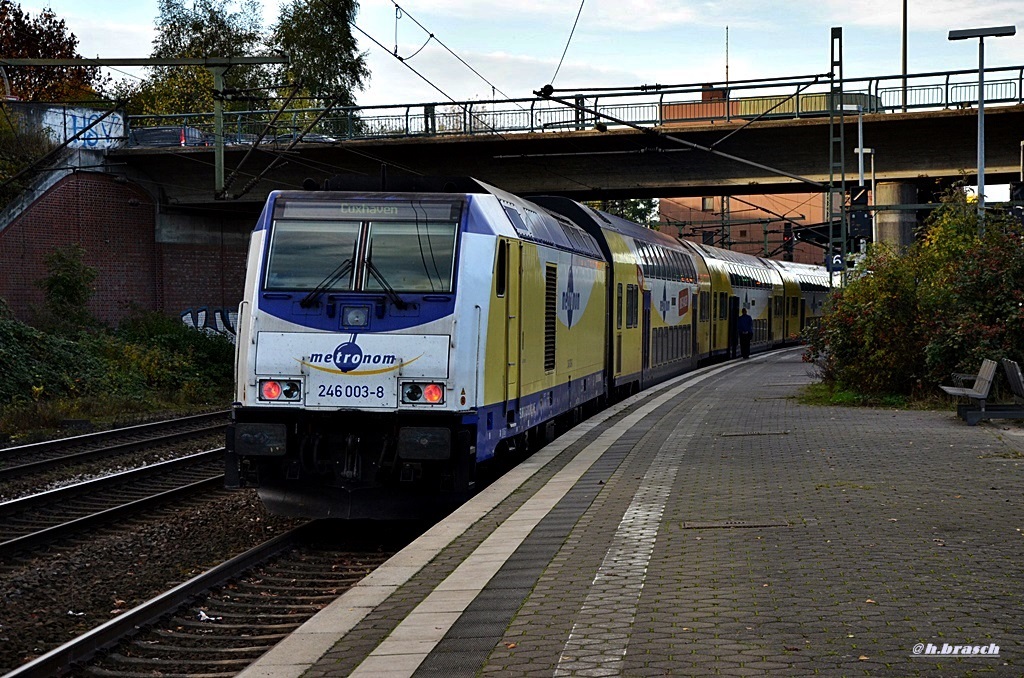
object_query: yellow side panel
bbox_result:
[602,231,643,380]
[483,239,608,406]
[705,260,732,352]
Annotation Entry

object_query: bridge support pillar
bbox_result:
[874,181,917,248]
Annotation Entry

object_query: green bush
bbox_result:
[34,244,99,334]
[0,303,234,438]
[804,188,1024,396]
[114,309,235,398]
[0,298,106,402]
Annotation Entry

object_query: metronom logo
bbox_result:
[300,340,421,377]
[309,342,397,373]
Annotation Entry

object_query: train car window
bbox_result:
[699,291,710,321]
[502,205,531,239]
[496,241,508,297]
[364,217,458,292]
[654,246,666,279]
[667,251,680,280]
[545,265,557,371]
[617,283,623,329]
[718,292,728,320]
[635,243,650,280]
[626,284,638,329]
[626,286,634,329]
[265,219,359,291]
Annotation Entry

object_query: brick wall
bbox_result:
[0,172,252,330]
[0,172,157,326]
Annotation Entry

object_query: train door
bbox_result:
[799,298,807,331]
[642,290,652,374]
[691,294,699,366]
[785,294,796,339]
[500,240,522,417]
[728,296,740,359]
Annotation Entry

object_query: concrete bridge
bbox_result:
[4,70,1024,330]
[111,103,1024,213]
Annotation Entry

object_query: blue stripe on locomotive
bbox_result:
[467,369,605,463]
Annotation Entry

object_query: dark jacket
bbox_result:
[738,313,754,334]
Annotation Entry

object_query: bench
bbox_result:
[940,359,996,426]
[940,358,1024,425]
[1002,358,1024,403]
[961,359,1024,425]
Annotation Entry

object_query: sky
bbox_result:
[16,0,1024,108]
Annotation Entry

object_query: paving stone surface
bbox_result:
[309,350,1024,676]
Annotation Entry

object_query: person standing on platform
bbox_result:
[738,308,753,359]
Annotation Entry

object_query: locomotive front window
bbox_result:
[265,220,360,291]
[364,219,457,292]
[266,198,462,294]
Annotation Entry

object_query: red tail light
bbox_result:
[423,384,444,403]
[261,380,282,400]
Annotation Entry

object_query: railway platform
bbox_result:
[239,348,1024,677]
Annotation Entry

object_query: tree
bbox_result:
[803,187,1024,397]
[35,244,98,333]
[0,0,101,101]
[131,0,272,116]
[270,0,369,108]
[586,198,660,228]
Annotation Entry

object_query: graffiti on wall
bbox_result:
[42,106,125,149]
[181,307,238,338]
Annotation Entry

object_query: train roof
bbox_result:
[320,174,491,194]
[529,196,687,251]
[484,185,604,259]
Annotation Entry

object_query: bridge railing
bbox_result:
[125,65,1024,144]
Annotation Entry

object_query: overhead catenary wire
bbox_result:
[320,0,598,193]
[550,0,585,85]
[536,86,825,189]
[389,0,518,103]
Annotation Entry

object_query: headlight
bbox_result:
[342,305,370,327]
[259,379,302,401]
[402,382,445,404]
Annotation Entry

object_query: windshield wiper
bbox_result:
[365,259,408,310]
[299,258,352,308]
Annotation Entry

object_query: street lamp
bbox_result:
[948,24,1016,235]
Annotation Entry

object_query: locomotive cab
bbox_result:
[226,191,481,518]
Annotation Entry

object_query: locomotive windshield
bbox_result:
[364,220,456,292]
[265,198,462,293]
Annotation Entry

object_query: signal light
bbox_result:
[423,384,443,403]
[261,380,282,400]
[402,382,445,404]
[259,379,302,401]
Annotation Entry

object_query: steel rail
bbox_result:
[3,524,314,678]
[0,410,227,457]
[0,450,223,554]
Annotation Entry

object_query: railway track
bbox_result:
[8,522,410,678]
[0,450,224,555]
[0,411,228,483]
